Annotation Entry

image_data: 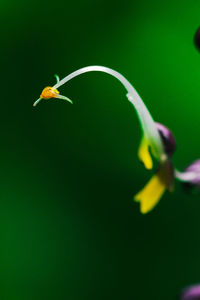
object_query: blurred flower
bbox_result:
[34,66,198,214]
[181,285,200,300]
[175,160,200,190]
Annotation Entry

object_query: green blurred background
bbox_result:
[1,0,200,299]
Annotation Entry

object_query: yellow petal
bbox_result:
[138,137,153,170]
[134,173,166,214]
[134,160,174,214]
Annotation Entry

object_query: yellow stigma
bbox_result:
[40,86,60,99]
[138,137,153,170]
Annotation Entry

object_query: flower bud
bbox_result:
[156,122,176,157]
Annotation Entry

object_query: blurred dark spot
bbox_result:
[182,181,200,195]
[194,27,200,52]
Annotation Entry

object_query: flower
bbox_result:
[34,66,199,214]
[180,284,200,300]
[134,122,175,214]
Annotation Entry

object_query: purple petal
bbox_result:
[185,160,200,186]
[185,160,200,173]
[155,122,176,156]
[181,285,200,300]
[176,160,200,191]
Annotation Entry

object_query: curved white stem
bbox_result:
[53,66,164,160]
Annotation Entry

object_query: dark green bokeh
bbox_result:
[1,0,200,299]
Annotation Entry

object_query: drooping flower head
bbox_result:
[34,66,199,214]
